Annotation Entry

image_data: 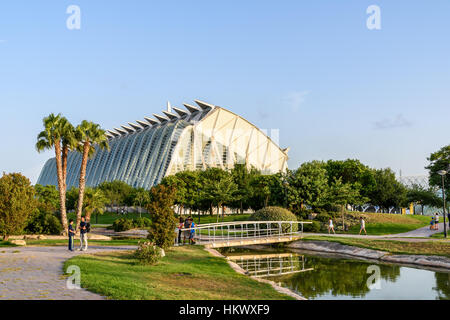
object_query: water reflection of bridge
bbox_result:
[227,253,314,278]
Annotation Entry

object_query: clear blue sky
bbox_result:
[1,0,449,183]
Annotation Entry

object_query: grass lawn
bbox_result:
[63,245,293,300]
[0,241,17,247]
[431,232,450,239]
[333,212,431,235]
[303,235,450,257]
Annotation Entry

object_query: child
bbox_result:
[68,219,75,251]
[430,216,435,230]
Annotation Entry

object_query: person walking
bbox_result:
[435,213,440,230]
[327,218,335,234]
[68,219,75,251]
[189,218,196,245]
[430,215,435,230]
[177,217,184,245]
[447,212,450,228]
[78,217,88,251]
[359,217,367,235]
[183,216,191,244]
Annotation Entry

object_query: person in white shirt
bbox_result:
[328,218,335,234]
[359,217,367,235]
[435,213,440,230]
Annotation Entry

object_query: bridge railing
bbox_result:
[180,221,312,244]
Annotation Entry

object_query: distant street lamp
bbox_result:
[437,169,448,238]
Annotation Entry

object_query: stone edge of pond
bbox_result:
[287,240,450,270]
[204,247,306,301]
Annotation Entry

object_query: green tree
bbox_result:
[98,181,133,213]
[34,184,60,213]
[369,168,408,212]
[327,177,364,231]
[36,113,73,234]
[74,120,109,230]
[205,174,237,223]
[146,185,177,249]
[0,173,37,240]
[133,188,150,218]
[325,159,376,202]
[426,145,450,199]
[289,161,329,209]
[407,184,442,215]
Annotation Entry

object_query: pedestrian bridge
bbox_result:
[181,221,311,248]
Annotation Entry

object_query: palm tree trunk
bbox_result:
[54,141,68,235]
[76,142,90,232]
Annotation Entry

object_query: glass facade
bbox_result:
[37,101,289,189]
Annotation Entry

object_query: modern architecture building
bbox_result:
[37,100,289,189]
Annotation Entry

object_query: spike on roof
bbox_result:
[128,122,142,131]
[121,125,135,134]
[183,103,201,113]
[153,114,169,123]
[173,107,188,116]
[136,120,149,128]
[194,100,215,110]
[144,117,159,126]
[167,101,172,113]
[163,111,178,120]
[114,127,127,135]
[107,130,120,137]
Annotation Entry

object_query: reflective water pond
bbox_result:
[224,249,450,300]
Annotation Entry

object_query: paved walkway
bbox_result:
[0,246,135,300]
[305,223,448,242]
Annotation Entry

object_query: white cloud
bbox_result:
[373,114,412,130]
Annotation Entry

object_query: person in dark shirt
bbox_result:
[68,219,75,251]
[79,217,88,251]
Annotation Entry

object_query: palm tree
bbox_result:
[74,121,109,229]
[36,113,70,234]
[80,187,108,223]
[134,188,150,218]
[59,118,77,191]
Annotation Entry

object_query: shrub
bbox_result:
[134,217,152,228]
[303,221,321,233]
[146,185,177,249]
[113,218,134,232]
[134,241,164,265]
[25,210,62,235]
[250,206,298,232]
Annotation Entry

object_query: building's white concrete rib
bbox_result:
[195,99,215,110]
[136,120,149,128]
[115,127,127,135]
[163,111,179,121]
[128,122,142,131]
[121,125,135,134]
[173,107,188,116]
[153,114,169,123]
[183,103,201,113]
[144,117,158,126]
[108,130,120,137]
